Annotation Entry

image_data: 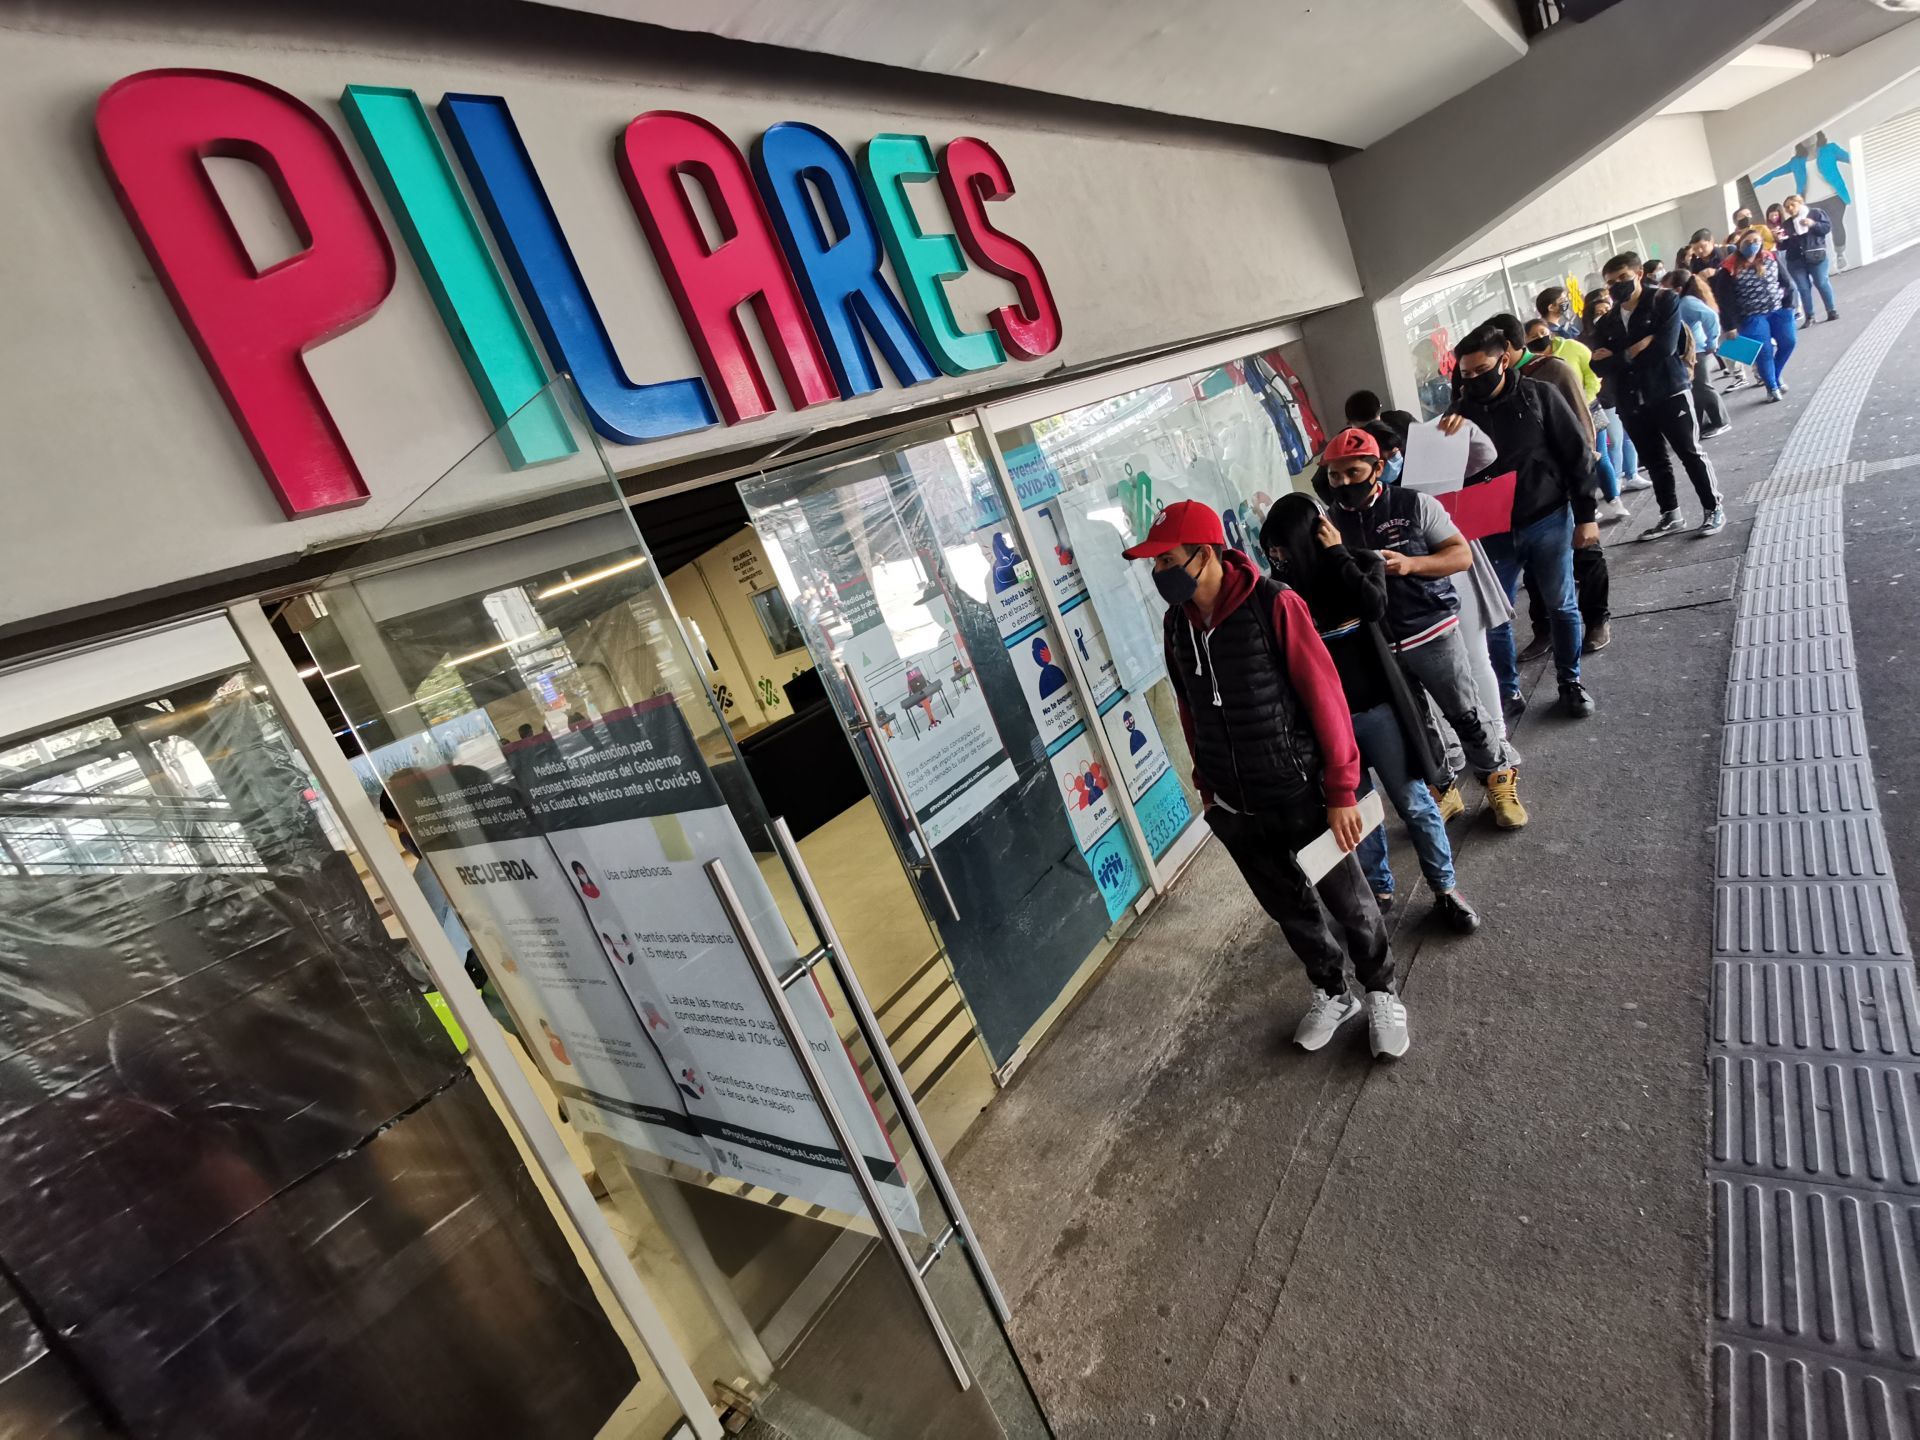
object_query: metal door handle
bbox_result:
[704,859,973,1392]
[769,817,1013,1325]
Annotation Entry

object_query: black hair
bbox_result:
[1644,256,1666,272]
[1602,251,1642,275]
[1690,227,1715,245]
[1258,493,1327,600]
[1343,389,1382,424]
[1362,419,1405,456]
[1456,323,1507,361]
[1485,313,1525,350]
[1534,286,1567,319]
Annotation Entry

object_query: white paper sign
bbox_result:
[1294,790,1387,885]
[1402,420,1472,496]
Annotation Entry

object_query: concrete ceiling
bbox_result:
[522,0,1530,148]
[1661,44,1816,113]
[1768,0,1912,56]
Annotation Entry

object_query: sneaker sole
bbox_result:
[1492,812,1529,830]
[1295,1007,1361,1051]
[1370,1035,1410,1060]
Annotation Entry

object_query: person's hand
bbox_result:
[1328,804,1364,853]
[1314,515,1342,549]
[1378,548,1414,576]
[1574,521,1601,549]
[1437,412,1465,436]
[1626,337,1652,358]
[1590,347,1613,363]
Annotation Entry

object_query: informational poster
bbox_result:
[1048,731,1118,853]
[1057,599,1122,706]
[843,601,1017,844]
[389,701,920,1232]
[1057,486,1168,696]
[970,517,1042,651]
[1006,621,1085,747]
[1099,699,1170,802]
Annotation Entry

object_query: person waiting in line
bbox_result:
[1663,268,1732,439]
[1578,291,1650,507]
[1445,327,1599,718]
[1523,315,1621,518]
[1123,500,1409,1058]
[1590,252,1725,540]
[1780,193,1839,324]
[1535,285,1584,341]
[1725,226,1799,405]
[1261,492,1481,933]
[1484,314,1613,658]
[1342,388,1416,442]
[1321,427,1528,828]
[1642,256,1667,289]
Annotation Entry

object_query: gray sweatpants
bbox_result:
[1397,625,1520,779]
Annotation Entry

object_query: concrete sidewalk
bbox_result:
[950,248,1920,1438]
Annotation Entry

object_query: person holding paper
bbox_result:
[1261,493,1481,935]
[1322,427,1530,830]
[1591,251,1726,541]
[1447,329,1600,718]
[1123,500,1409,1059]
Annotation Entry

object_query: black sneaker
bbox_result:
[1374,891,1395,915]
[1502,691,1527,721]
[1827,311,1840,322]
[1640,510,1686,541]
[1559,681,1596,717]
[1433,890,1481,934]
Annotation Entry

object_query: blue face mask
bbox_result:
[1381,454,1405,486]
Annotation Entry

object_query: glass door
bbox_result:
[740,424,1150,1073]
[296,381,1050,1439]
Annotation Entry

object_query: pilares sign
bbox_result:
[95,71,1063,518]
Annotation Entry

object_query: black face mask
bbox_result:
[1526,335,1553,354]
[1153,552,1202,607]
[1460,366,1504,402]
[1608,279,1638,305]
[1332,482,1377,511]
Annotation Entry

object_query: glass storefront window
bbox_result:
[990,340,1329,863]
[1504,229,1619,334]
[1400,263,1514,419]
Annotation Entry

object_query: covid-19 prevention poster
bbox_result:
[386,699,920,1233]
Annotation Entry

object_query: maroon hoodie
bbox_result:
[1171,549,1362,810]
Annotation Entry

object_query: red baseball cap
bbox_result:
[1121,499,1227,560]
[1323,427,1381,463]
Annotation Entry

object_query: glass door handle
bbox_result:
[769,817,1013,1326]
[705,858,974,1393]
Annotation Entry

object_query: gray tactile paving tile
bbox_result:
[1710,279,1920,1437]
[1712,961,1920,1059]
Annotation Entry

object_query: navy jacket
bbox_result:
[1590,286,1690,411]
[1781,207,1833,266]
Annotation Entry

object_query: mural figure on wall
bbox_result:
[1744,131,1852,269]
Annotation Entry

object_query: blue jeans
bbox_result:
[1787,255,1837,320]
[1485,504,1583,691]
[1739,309,1799,392]
[1597,406,1637,497]
[1352,703,1455,897]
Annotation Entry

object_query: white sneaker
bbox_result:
[1597,497,1631,523]
[1294,988,1362,1051]
[1367,991,1411,1059]
[1620,473,1655,492]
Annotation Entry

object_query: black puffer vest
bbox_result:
[1166,575,1322,814]
[1333,486,1458,647]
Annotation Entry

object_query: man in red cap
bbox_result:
[1124,501,1408,1058]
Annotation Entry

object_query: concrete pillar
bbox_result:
[1333,0,1815,299]
[1299,296,1421,424]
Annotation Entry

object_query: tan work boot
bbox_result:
[1430,783,1465,822]
[1486,768,1528,829]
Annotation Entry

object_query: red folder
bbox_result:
[1436,471,1516,541]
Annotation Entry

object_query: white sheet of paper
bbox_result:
[1402,420,1471,496]
[1294,790,1387,886]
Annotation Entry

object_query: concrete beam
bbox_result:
[1706,18,1920,180]
[1332,0,1814,298]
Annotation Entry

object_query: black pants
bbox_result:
[1527,542,1610,634]
[1622,391,1721,516]
[1692,356,1728,431]
[1206,806,1395,996]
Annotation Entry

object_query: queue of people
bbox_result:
[1118,203,1842,1066]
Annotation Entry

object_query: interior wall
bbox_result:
[0,0,1360,639]
[665,527,815,737]
[1447,114,1719,270]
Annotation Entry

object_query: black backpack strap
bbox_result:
[1246,575,1290,672]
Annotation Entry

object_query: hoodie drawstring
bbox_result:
[1190,616,1223,707]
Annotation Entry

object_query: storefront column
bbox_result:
[227,599,726,1440]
